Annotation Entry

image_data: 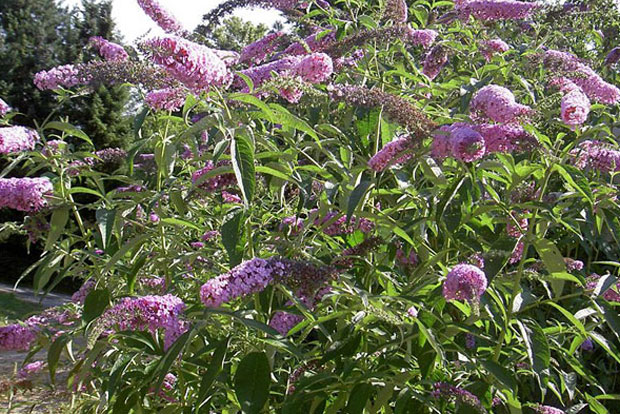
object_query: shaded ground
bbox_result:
[0,285,74,413]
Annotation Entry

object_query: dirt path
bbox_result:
[0,284,73,413]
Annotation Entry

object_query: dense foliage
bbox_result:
[1,0,620,413]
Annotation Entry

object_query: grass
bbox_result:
[0,292,43,321]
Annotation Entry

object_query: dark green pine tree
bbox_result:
[197,17,269,52]
[0,0,131,149]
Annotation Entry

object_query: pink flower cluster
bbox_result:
[432,124,485,162]
[145,36,231,91]
[368,135,415,171]
[0,323,39,352]
[442,263,487,302]
[146,87,187,111]
[0,177,53,212]
[71,279,97,305]
[202,230,220,241]
[564,258,583,272]
[101,294,187,349]
[200,258,284,307]
[192,160,237,192]
[408,29,438,49]
[533,405,564,414]
[17,361,46,379]
[570,140,620,174]
[383,0,408,22]
[433,123,536,162]
[544,49,620,104]
[269,311,304,335]
[0,98,11,116]
[34,64,85,91]
[470,85,532,123]
[480,38,510,61]
[456,0,540,21]
[280,215,305,235]
[0,126,40,154]
[137,0,186,35]
[235,53,333,93]
[240,32,286,65]
[89,36,128,62]
[561,87,590,126]
[311,210,374,236]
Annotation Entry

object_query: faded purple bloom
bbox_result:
[191,241,205,249]
[432,382,485,411]
[0,177,53,212]
[422,45,448,80]
[396,248,418,268]
[432,124,485,162]
[89,36,128,61]
[604,47,620,66]
[0,126,39,154]
[406,306,418,318]
[564,258,583,272]
[443,264,487,302]
[383,0,408,22]
[149,212,160,223]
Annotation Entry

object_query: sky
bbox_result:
[60,0,283,42]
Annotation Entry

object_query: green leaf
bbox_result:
[48,335,68,384]
[269,104,319,142]
[160,217,202,232]
[345,383,374,414]
[196,337,230,412]
[533,239,567,297]
[221,209,245,266]
[481,359,517,391]
[83,288,110,323]
[45,207,69,251]
[44,121,92,145]
[234,352,271,414]
[230,93,274,122]
[231,134,256,206]
[517,320,550,383]
[347,176,372,221]
[133,107,149,139]
[96,208,116,250]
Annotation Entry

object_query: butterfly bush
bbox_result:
[89,36,128,62]
[0,126,39,154]
[3,0,620,412]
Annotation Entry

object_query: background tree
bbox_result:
[197,16,269,52]
[0,0,131,149]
